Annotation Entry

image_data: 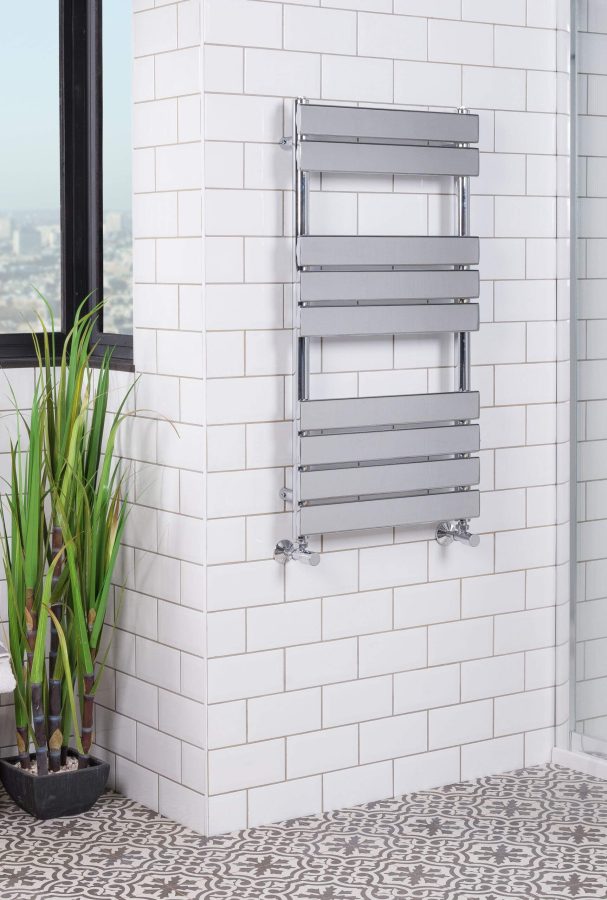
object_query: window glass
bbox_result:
[102,0,133,335]
[0,2,61,332]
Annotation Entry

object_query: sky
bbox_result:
[0,0,132,213]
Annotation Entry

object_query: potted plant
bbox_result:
[0,305,131,818]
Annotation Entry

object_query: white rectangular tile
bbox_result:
[323,675,392,727]
[249,776,322,827]
[322,56,393,104]
[461,734,524,781]
[208,701,247,750]
[287,725,358,778]
[209,739,284,794]
[394,665,460,714]
[494,25,556,70]
[285,6,357,54]
[360,711,427,764]
[323,762,393,811]
[359,628,427,678]
[208,650,284,702]
[495,688,555,736]
[394,748,460,795]
[461,654,525,701]
[287,639,357,690]
[358,12,426,60]
[204,0,282,48]
[247,600,321,651]
[429,618,493,666]
[429,700,493,750]
[428,19,493,65]
[248,689,321,741]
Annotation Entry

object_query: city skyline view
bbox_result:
[0,209,132,335]
[0,0,132,336]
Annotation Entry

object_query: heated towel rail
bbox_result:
[275,100,481,566]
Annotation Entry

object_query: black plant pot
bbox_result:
[0,751,110,819]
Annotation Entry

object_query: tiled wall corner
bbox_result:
[93,0,207,832]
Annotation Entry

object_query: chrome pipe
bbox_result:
[446,107,477,547]
[296,121,311,404]
[457,331,471,393]
[296,169,309,238]
[456,107,471,398]
[298,336,310,401]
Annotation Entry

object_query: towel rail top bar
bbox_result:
[296,103,480,144]
[275,100,481,564]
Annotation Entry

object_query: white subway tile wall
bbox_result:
[0,0,574,839]
[203,0,570,836]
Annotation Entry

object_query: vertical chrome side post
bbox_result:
[275,98,319,564]
[456,107,471,395]
[436,107,479,548]
[296,162,310,402]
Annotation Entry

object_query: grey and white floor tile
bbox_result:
[0,764,606,899]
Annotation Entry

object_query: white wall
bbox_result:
[203,0,571,835]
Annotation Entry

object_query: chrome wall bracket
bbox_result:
[436,520,480,548]
[274,538,320,566]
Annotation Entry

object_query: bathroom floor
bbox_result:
[0,763,605,899]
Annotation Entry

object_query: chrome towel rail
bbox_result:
[275,99,481,565]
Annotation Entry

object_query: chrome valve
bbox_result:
[436,520,480,548]
[274,539,320,566]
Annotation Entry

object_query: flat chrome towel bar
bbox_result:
[275,99,481,565]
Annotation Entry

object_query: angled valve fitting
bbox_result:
[274,539,320,566]
[436,519,480,548]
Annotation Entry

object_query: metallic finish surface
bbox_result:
[297,102,480,143]
[300,268,480,302]
[297,235,480,268]
[300,303,479,337]
[283,98,481,548]
[300,457,480,502]
[299,140,479,176]
[299,391,480,430]
[300,489,480,534]
[300,424,480,466]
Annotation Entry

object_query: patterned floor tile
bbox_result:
[0,764,606,899]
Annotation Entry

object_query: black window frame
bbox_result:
[0,0,133,370]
